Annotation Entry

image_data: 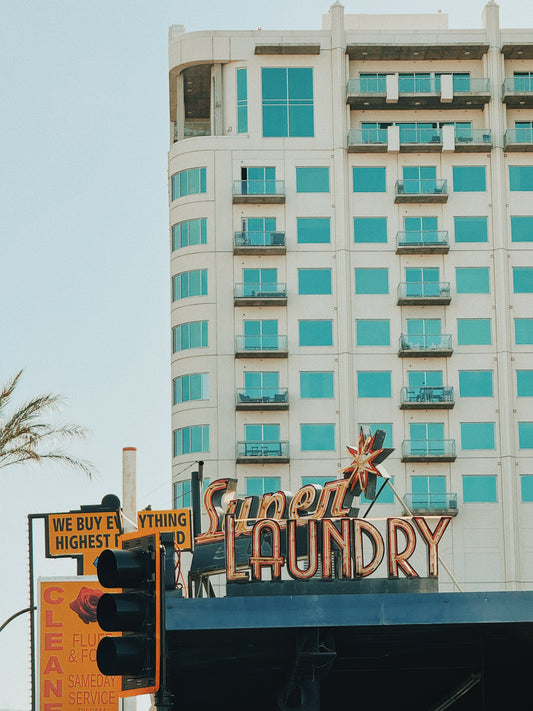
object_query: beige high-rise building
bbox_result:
[168,2,533,592]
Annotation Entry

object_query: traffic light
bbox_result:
[96,532,161,697]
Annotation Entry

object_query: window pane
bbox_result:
[457,319,491,345]
[517,370,533,397]
[301,424,335,451]
[353,167,386,192]
[521,476,533,502]
[296,167,329,193]
[300,372,334,398]
[299,320,333,346]
[513,267,533,293]
[302,476,330,487]
[510,166,533,191]
[297,217,331,243]
[263,105,288,137]
[459,371,493,397]
[454,216,488,243]
[511,216,533,242]
[456,268,490,293]
[515,318,533,344]
[298,269,332,294]
[461,422,495,449]
[357,423,393,447]
[357,371,391,397]
[519,422,533,448]
[453,166,486,191]
[237,68,248,133]
[463,476,497,503]
[356,320,390,346]
[355,268,388,294]
[289,105,314,137]
[246,477,281,496]
[354,217,387,243]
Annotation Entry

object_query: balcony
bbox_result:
[398,334,453,357]
[396,230,449,254]
[234,231,286,255]
[397,282,451,306]
[395,179,448,203]
[403,492,458,516]
[234,283,287,307]
[400,128,442,152]
[455,128,492,152]
[172,120,211,143]
[236,388,289,410]
[235,335,288,358]
[502,78,533,108]
[400,386,454,410]
[233,180,286,204]
[401,440,457,462]
[347,128,388,152]
[236,440,290,463]
[504,128,533,151]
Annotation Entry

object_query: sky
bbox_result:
[1,0,533,708]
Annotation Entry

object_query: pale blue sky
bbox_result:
[1,0,532,708]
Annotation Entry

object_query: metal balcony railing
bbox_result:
[234,283,287,299]
[399,334,453,352]
[234,231,286,247]
[404,492,458,512]
[397,282,451,299]
[235,335,288,353]
[347,128,388,146]
[401,440,456,458]
[504,128,533,146]
[400,386,454,405]
[236,388,288,405]
[396,179,447,196]
[233,180,285,196]
[236,441,289,458]
[396,230,449,248]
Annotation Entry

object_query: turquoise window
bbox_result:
[360,477,394,504]
[410,422,444,442]
[243,319,278,350]
[297,217,330,244]
[299,320,333,346]
[302,476,330,487]
[237,68,248,133]
[173,480,191,508]
[171,167,207,200]
[298,269,332,295]
[510,166,533,191]
[452,166,486,192]
[353,167,386,192]
[513,267,533,293]
[356,320,390,346]
[354,217,387,243]
[460,422,495,450]
[355,268,388,294]
[245,423,280,442]
[262,67,314,137]
[515,319,533,344]
[242,267,278,295]
[405,267,439,297]
[457,319,491,345]
[357,423,393,448]
[519,422,533,448]
[173,425,209,456]
[454,216,488,243]
[296,167,329,192]
[401,166,437,194]
[511,216,533,242]
[521,476,533,502]
[173,373,209,405]
[459,371,493,397]
[300,372,334,399]
[246,477,281,496]
[411,476,446,508]
[517,370,533,396]
[406,318,442,348]
[408,371,442,387]
[172,269,207,301]
[172,321,208,352]
[456,268,490,294]
[172,218,207,250]
[357,371,391,397]
[301,424,335,451]
[463,476,497,503]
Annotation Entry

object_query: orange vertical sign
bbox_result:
[39,578,120,711]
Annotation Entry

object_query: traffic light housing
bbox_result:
[96,532,161,696]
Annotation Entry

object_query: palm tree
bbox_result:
[0,370,93,477]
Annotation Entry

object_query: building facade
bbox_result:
[168,2,533,592]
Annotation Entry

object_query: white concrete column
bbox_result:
[387,124,400,152]
[442,124,455,152]
[175,72,185,141]
[213,63,224,136]
[386,74,398,103]
[440,74,453,103]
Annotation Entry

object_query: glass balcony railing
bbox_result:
[396,179,447,196]
[236,388,288,405]
[236,441,289,458]
[233,180,285,197]
[396,230,449,248]
[503,77,533,94]
[399,128,442,145]
[505,128,533,146]
[400,386,454,405]
[235,335,288,353]
[401,440,456,458]
[347,78,386,95]
[455,128,492,145]
[397,282,451,300]
[450,77,490,93]
[234,231,286,247]
[404,492,458,511]
[399,334,453,352]
[184,120,211,137]
[347,128,388,146]
[234,283,287,299]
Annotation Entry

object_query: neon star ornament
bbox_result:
[341,428,384,495]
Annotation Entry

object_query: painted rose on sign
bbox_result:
[69,586,103,624]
